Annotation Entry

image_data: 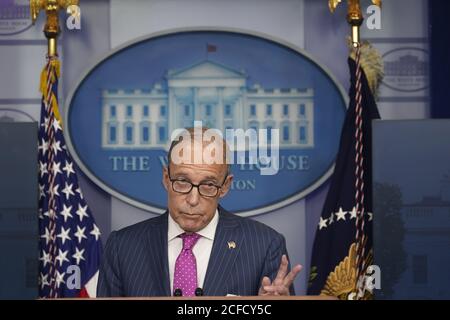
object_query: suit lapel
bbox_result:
[146,212,171,296]
[203,208,243,296]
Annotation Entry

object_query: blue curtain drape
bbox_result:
[430,0,450,118]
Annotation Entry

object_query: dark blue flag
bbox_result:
[308,57,380,299]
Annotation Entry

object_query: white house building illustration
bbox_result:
[102,60,314,149]
[0,0,30,20]
[395,175,450,299]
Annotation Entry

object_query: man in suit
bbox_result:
[97,127,302,297]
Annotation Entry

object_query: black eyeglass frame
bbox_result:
[167,166,229,198]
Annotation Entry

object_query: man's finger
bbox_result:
[283,264,303,287]
[258,276,272,295]
[261,276,271,287]
[263,285,289,295]
[274,255,289,283]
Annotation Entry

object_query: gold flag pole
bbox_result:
[30,0,79,57]
[329,0,382,47]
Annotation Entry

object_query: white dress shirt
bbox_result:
[168,209,219,295]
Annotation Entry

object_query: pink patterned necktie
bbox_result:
[173,232,201,296]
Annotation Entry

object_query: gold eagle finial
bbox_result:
[328,0,382,45]
[30,0,79,57]
[329,0,382,14]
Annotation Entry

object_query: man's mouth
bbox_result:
[182,212,202,218]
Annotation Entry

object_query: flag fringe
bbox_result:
[348,39,384,99]
[40,59,62,125]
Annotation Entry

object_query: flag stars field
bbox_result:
[40,250,51,267]
[52,161,62,176]
[51,140,62,155]
[72,247,86,265]
[56,249,69,266]
[60,204,73,222]
[40,273,49,290]
[55,271,65,288]
[90,224,101,241]
[76,204,89,222]
[57,226,71,245]
[74,225,88,243]
[62,182,75,200]
[62,161,75,178]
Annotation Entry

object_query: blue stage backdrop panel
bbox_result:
[373,119,450,299]
[0,122,38,300]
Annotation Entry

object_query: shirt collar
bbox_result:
[168,208,219,241]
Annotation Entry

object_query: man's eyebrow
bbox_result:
[172,173,189,179]
[171,170,219,182]
[200,176,219,183]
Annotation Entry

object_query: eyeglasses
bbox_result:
[167,167,228,198]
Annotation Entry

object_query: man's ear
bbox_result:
[219,174,233,198]
[162,166,169,191]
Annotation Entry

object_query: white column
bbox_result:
[193,87,199,122]
[168,89,177,141]
[217,87,224,132]
[239,87,246,129]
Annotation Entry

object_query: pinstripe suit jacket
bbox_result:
[97,207,295,297]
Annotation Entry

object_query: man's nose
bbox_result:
[186,185,200,206]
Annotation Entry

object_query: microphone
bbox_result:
[195,287,204,296]
[173,288,183,296]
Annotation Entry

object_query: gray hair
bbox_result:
[167,127,232,175]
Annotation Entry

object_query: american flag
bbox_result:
[38,58,102,298]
